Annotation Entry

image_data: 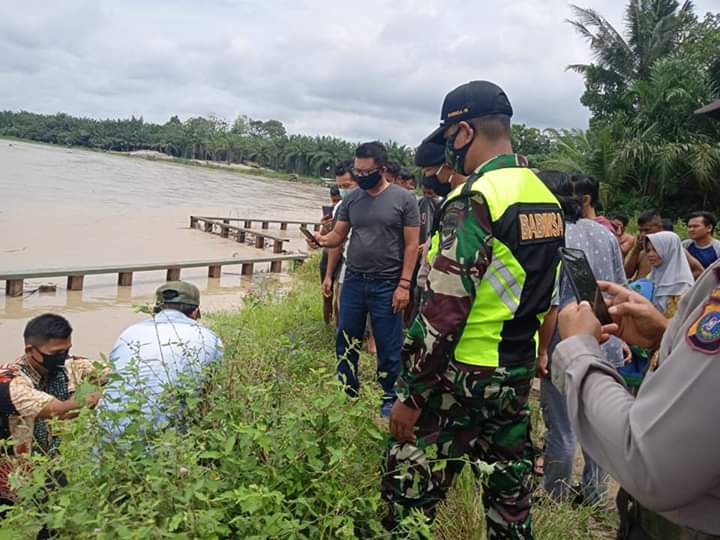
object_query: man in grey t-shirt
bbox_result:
[316,141,420,416]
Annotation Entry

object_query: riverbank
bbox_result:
[2,258,616,539]
[0,135,328,187]
[121,149,327,186]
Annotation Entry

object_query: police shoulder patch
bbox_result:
[686,288,720,354]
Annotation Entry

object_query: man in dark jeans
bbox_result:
[315,141,420,416]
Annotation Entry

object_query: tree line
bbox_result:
[0,1,718,218]
[0,109,553,178]
[540,1,720,217]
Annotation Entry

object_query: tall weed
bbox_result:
[1,259,616,538]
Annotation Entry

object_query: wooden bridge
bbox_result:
[1,254,307,297]
[191,216,321,232]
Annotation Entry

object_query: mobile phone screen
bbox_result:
[559,247,612,325]
[560,248,597,303]
[300,225,320,246]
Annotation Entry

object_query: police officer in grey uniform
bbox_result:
[552,262,720,539]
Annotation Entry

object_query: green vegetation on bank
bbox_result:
[1,260,615,539]
[0,111,552,180]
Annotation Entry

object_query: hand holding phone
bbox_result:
[300,225,321,247]
[559,247,612,325]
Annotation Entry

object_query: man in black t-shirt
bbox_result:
[315,142,420,416]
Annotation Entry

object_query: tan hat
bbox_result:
[155,281,200,306]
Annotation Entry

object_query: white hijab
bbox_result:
[645,231,694,311]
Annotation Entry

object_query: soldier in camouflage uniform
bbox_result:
[382,81,563,538]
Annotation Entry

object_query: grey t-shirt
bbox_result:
[551,219,628,367]
[336,184,420,279]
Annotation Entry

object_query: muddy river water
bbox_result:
[0,140,325,360]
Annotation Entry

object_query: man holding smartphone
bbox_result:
[314,142,420,417]
[537,171,627,506]
[555,266,720,539]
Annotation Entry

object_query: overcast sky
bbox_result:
[0,0,716,145]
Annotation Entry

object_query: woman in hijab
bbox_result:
[644,231,695,318]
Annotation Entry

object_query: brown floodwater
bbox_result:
[0,140,326,361]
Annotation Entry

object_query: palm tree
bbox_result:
[567,0,696,118]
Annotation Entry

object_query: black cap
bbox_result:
[414,141,445,167]
[423,80,513,145]
[421,175,436,189]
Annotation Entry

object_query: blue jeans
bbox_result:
[336,271,403,407]
[540,377,608,504]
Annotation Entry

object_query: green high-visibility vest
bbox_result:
[438,167,564,368]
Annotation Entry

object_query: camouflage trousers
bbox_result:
[381,360,535,539]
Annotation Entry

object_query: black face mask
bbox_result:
[38,349,69,372]
[356,170,382,190]
[430,176,452,197]
[445,127,474,176]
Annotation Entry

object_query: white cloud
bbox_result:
[0,0,716,145]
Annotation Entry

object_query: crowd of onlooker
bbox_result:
[313,145,720,507]
[2,129,719,535]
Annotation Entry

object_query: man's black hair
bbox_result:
[386,161,401,176]
[612,213,630,227]
[469,114,512,141]
[638,209,662,226]
[399,169,415,181]
[24,314,73,347]
[421,176,435,189]
[688,211,717,233]
[662,217,674,231]
[329,185,341,197]
[355,142,388,168]
[334,160,353,177]
[536,170,582,223]
[570,174,600,208]
[154,303,198,317]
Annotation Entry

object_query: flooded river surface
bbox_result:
[0,140,325,360]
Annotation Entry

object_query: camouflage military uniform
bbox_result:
[382,155,536,539]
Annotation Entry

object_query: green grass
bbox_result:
[2,257,617,538]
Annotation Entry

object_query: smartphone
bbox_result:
[300,224,321,247]
[322,205,334,219]
[558,247,612,325]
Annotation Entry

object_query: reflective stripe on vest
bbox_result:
[427,231,440,265]
[450,167,562,367]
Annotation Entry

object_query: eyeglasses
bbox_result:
[433,163,446,176]
[352,167,379,178]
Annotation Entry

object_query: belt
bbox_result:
[346,270,398,281]
[617,488,720,540]
[638,506,720,540]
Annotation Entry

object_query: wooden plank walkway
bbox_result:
[1,254,307,297]
[190,216,322,232]
[190,217,291,251]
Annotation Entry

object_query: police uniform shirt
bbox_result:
[552,261,720,534]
